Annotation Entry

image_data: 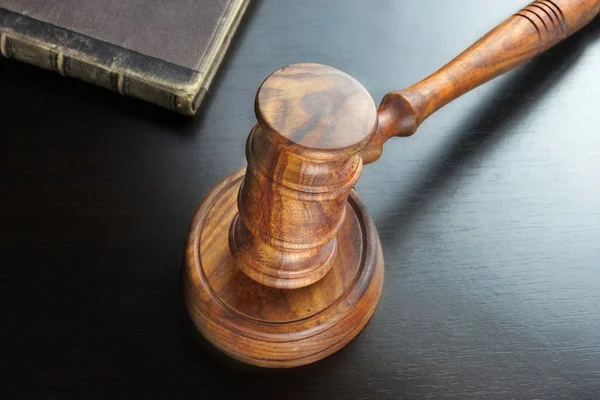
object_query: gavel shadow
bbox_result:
[176,16,600,395]
[177,304,352,395]
[376,16,600,251]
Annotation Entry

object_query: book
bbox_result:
[0,0,249,116]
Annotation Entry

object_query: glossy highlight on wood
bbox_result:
[233,63,377,289]
[183,168,384,368]
[256,63,377,151]
[364,0,600,163]
[184,0,599,368]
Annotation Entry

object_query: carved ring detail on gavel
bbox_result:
[183,0,600,368]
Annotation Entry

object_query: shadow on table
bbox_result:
[177,309,400,397]
[177,15,600,388]
[0,0,260,135]
[174,248,399,391]
[377,16,600,251]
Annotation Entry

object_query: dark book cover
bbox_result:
[0,0,249,115]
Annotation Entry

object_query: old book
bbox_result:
[0,0,249,115]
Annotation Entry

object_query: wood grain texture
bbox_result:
[363,0,600,163]
[232,63,376,289]
[256,63,377,151]
[184,0,596,366]
[183,168,383,367]
[182,63,381,365]
[1,0,600,398]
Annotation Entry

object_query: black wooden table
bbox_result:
[2,1,599,398]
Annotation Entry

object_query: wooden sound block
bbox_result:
[182,168,384,368]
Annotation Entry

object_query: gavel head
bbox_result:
[183,63,384,368]
[233,63,378,288]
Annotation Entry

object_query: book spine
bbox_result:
[0,30,198,116]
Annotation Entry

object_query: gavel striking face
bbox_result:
[183,0,600,367]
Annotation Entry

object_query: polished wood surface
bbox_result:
[233,63,377,288]
[2,0,600,397]
[183,63,383,366]
[185,0,599,367]
[256,63,377,151]
[365,0,600,163]
[183,168,383,367]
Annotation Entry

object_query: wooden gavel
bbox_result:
[183,0,599,368]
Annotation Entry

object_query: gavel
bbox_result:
[183,0,599,368]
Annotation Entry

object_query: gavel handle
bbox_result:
[363,0,600,164]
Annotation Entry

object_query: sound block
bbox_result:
[182,168,384,368]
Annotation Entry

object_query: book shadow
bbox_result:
[0,0,260,136]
